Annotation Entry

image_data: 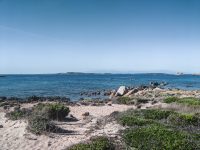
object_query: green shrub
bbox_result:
[116,97,134,105]
[27,115,58,134]
[68,136,114,150]
[119,116,154,126]
[142,109,176,120]
[117,109,175,126]
[123,124,199,150]
[27,103,70,134]
[178,97,200,106]
[168,113,200,126]
[33,103,70,121]
[136,99,149,104]
[163,97,179,103]
[164,97,200,106]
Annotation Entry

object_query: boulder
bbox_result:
[115,86,127,96]
[124,88,138,97]
[0,125,3,128]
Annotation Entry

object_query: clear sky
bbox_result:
[0,0,200,74]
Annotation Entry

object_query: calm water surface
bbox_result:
[0,74,200,100]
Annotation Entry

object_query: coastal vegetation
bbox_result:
[164,97,200,106]
[116,108,200,149]
[123,124,198,150]
[32,103,70,121]
[115,97,134,104]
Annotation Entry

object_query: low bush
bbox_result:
[178,97,200,106]
[135,99,149,104]
[168,113,200,126]
[27,115,58,134]
[123,124,199,150]
[142,109,176,120]
[164,97,179,103]
[33,103,70,121]
[116,97,134,105]
[119,116,154,126]
[117,109,175,126]
[164,97,200,106]
[68,136,114,150]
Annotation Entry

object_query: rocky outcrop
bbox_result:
[124,88,138,97]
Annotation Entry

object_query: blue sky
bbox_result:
[0,0,200,74]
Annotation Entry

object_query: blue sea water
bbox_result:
[0,73,200,100]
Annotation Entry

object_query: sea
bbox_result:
[0,73,200,101]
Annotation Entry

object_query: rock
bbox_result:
[137,104,142,109]
[0,96,6,101]
[109,90,116,99]
[3,105,9,110]
[115,86,127,96]
[149,82,160,88]
[82,112,90,116]
[107,101,112,106]
[124,88,138,97]
[104,90,112,96]
[0,125,3,128]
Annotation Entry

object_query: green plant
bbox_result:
[164,97,179,103]
[136,99,149,104]
[33,103,70,121]
[119,116,154,126]
[117,109,175,126]
[116,97,134,105]
[142,109,176,120]
[68,136,114,150]
[123,124,199,150]
[27,115,58,134]
[164,97,200,106]
[178,97,200,106]
[168,113,200,126]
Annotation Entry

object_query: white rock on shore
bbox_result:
[115,86,127,96]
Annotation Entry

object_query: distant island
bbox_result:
[57,72,113,75]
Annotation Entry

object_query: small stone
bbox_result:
[107,101,112,106]
[137,104,142,109]
[82,112,90,116]
[0,125,3,128]
[151,100,158,105]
